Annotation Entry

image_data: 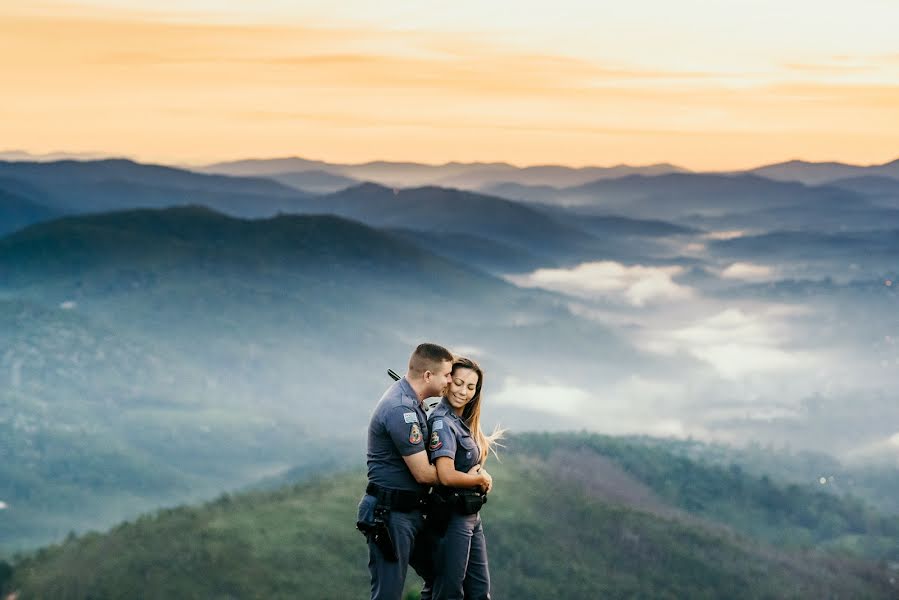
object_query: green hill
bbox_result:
[4,434,896,599]
[0,207,651,553]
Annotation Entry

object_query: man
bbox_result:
[360,343,455,600]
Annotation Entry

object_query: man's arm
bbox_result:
[402,450,438,485]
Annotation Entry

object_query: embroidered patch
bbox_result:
[429,431,443,451]
[432,419,444,431]
[409,423,422,444]
[403,412,419,424]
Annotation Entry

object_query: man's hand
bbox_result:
[480,469,493,494]
[466,465,492,493]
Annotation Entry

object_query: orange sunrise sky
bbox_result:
[2,0,898,170]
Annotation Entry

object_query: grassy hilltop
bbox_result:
[4,433,896,599]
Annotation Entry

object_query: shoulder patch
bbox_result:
[409,423,422,445]
[403,412,419,424]
[428,431,443,451]
[431,419,444,431]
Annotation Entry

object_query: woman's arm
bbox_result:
[435,457,489,489]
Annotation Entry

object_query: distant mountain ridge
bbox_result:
[747,158,899,185]
[486,173,870,221]
[0,159,308,219]
[288,182,613,265]
[199,156,689,189]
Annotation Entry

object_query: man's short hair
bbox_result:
[408,343,453,375]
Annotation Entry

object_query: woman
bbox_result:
[426,357,502,600]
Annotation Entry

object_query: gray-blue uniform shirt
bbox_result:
[366,377,430,492]
[427,399,481,473]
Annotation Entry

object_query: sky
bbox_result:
[2,1,898,169]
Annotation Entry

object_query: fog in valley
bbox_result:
[1,157,897,556]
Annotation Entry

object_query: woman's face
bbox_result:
[447,367,479,414]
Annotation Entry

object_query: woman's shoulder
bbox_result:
[428,401,452,422]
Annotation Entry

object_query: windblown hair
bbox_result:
[408,343,454,376]
[451,357,505,465]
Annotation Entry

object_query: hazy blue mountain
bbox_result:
[709,230,899,264]
[686,196,899,233]
[434,162,688,189]
[518,173,868,221]
[198,156,333,176]
[491,173,899,234]
[200,157,688,189]
[533,205,699,237]
[0,207,655,551]
[291,182,609,263]
[0,187,58,236]
[200,158,505,187]
[0,159,308,218]
[748,158,899,185]
[267,169,360,194]
[828,176,899,207]
[386,228,553,274]
[481,181,566,203]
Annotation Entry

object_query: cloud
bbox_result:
[491,374,709,439]
[703,230,746,240]
[649,307,816,379]
[720,262,778,282]
[845,432,899,463]
[639,305,820,377]
[507,261,694,307]
[492,376,590,417]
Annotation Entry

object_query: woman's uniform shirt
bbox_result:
[427,399,480,475]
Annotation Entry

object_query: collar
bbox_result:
[400,376,425,411]
[433,398,470,431]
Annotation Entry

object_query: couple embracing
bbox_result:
[357,343,502,600]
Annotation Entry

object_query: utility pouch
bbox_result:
[355,494,377,536]
[457,491,487,516]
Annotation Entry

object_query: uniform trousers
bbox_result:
[431,512,490,600]
[366,497,433,600]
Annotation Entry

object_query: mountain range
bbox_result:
[0,205,660,552]
[1,155,898,567]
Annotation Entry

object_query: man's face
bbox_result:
[424,360,453,398]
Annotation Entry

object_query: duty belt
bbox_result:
[366,482,428,512]
[435,486,487,515]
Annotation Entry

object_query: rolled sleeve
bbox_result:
[384,406,426,456]
[427,418,456,462]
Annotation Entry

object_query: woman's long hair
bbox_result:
[451,357,504,464]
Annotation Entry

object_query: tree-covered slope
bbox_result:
[4,434,896,599]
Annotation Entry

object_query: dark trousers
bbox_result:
[431,513,490,600]
[366,499,433,600]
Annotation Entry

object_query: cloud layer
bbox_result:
[508,261,694,307]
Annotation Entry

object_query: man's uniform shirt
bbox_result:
[366,377,430,492]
